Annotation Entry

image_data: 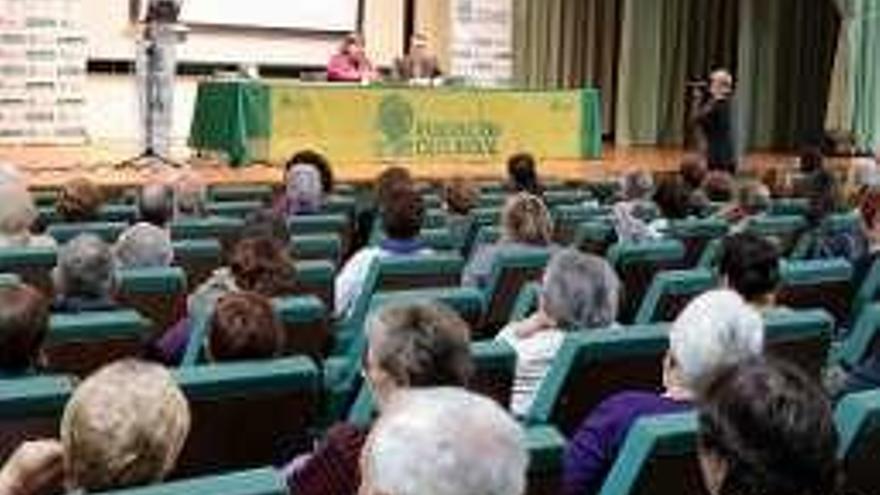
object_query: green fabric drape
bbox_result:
[513,0,621,134]
[615,0,738,146]
[851,0,880,149]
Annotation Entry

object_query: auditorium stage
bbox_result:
[0,141,839,189]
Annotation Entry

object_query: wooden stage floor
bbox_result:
[0,141,815,189]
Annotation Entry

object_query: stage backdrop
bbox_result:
[189,82,602,166]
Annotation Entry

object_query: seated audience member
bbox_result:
[327,33,376,83]
[335,186,429,318]
[138,182,174,228]
[114,222,174,269]
[853,187,880,288]
[679,153,711,212]
[703,170,735,203]
[56,178,103,223]
[498,249,620,417]
[206,292,285,362]
[0,183,56,248]
[154,235,296,364]
[284,150,335,195]
[462,193,554,288]
[718,233,781,312]
[719,179,771,233]
[507,152,543,196]
[361,387,528,495]
[697,358,839,495]
[51,234,117,313]
[612,170,660,242]
[0,161,24,186]
[172,171,209,219]
[0,284,49,376]
[801,165,866,260]
[274,161,324,217]
[355,166,415,248]
[0,359,190,495]
[647,179,694,234]
[562,289,764,495]
[443,177,480,242]
[288,302,473,495]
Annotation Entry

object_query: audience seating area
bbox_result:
[2,173,880,495]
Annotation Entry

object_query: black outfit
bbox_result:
[697,97,736,173]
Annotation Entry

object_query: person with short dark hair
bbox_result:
[0,284,49,376]
[443,177,480,244]
[801,167,866,260]
[137,182,174,228]
[206,292,285,362]
[287,301,473,495]
[335,186,430,318]
[697,358,839,495]
[285,150,334,194]
[507,153,543,196]
[646,179,694,236]
[719,233,780,311]
[703,171,735,203]
[56,178,103,223]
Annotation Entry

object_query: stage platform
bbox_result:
[0,141,845,189]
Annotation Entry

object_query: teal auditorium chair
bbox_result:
[525,324,669,434]
[0,274,21,286]
[764,309,834,381]
[170,217,245,242]
[851,257,880,324]
[664,218,728,267]
[370,286,486,330]
[98,468,286,495]
[273,295,330,359]
[510,281,541,321]
[0,246,56,294]
[38,205,138,225]
[294,260,335,310]
[525,425,567,495]
[209,184,274,204]
[777,258,853,328]
[552,204,612,244]
[323,195,357,216]
[45,310,153,377]
[172,357,319,477]
[173,238,223,288]
[290,233,342,265]
[789,212,861,260]
[288,214,351,254]
[207,201,264,218]
[696,237,722,268]
[573,221,616,256]
[370,253,464,292]
[835,389,880,495]
[834,303,880,370]
[608,239,686,324]
[115,267,187,333]
[480,249,551,336]
[347,340,517,427]
[597,413,706,495]
[544,189,591,209]
[47,221,127,244]
[633,269,718,324]
[744,215,807,255]
[769,198,809,216]
[0,375,73,463]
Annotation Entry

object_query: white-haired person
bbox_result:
[0,183,55,249]
[51,234,118,313]
[360,387,528,495]
[611,170,660,243]
[562,289,765,495]
[0,359,190,494]
[114,222,174,270]
[287,302,473,495]
[498,249,620,417]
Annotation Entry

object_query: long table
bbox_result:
[189,82,602,167]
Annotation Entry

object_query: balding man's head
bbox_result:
[709,69,734,99]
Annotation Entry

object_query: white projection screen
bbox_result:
[179,0,360,32]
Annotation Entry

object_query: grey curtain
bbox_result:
[513,0,622,134]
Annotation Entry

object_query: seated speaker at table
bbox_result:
[393,33,443,82]
[327,32,377,83]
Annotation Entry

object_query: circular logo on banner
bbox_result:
[377,94,414,143]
